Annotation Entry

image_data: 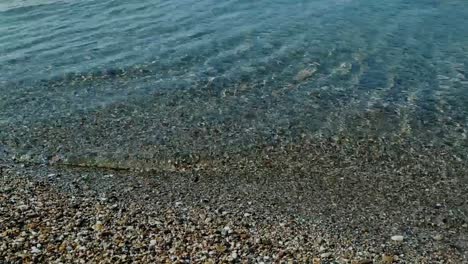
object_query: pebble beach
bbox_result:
[2,0,468,263]
[1,138,467,263]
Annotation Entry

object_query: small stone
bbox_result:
[31,246,41,254]
[222,226,232,236]
[391,235,404,242]
[17,205,29,211]
[294,68,316,81]
[381,254,394,264]
[231,252,238,259]
[49,154,62,164]
[320,252,332,258]
[316,238,324,245]
[216,245,226,253]
[148,219,162,226]
[150,240,157,246]
[433,234,443,241]
[243,213,251,217]
[93,221,104,232]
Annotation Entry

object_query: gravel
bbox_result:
[1,138,467,263]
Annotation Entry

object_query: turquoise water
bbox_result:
[0,0,467,168]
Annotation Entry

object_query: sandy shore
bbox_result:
[1,139,467,263]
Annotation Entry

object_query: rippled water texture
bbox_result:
[0,0,467,169]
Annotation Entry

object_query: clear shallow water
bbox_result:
[1,0,467,168]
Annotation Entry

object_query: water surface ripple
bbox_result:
[1,0,467,168]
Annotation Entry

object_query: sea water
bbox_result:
[1,0,467,169]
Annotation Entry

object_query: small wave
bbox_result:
[0,0,71,12]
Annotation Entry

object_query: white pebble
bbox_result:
[17,205,29,210]
[391,235,404,242]
[231,252,238,259]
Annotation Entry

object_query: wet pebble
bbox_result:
[391,235,404,242]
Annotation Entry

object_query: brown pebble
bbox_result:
[294,68,316,81]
